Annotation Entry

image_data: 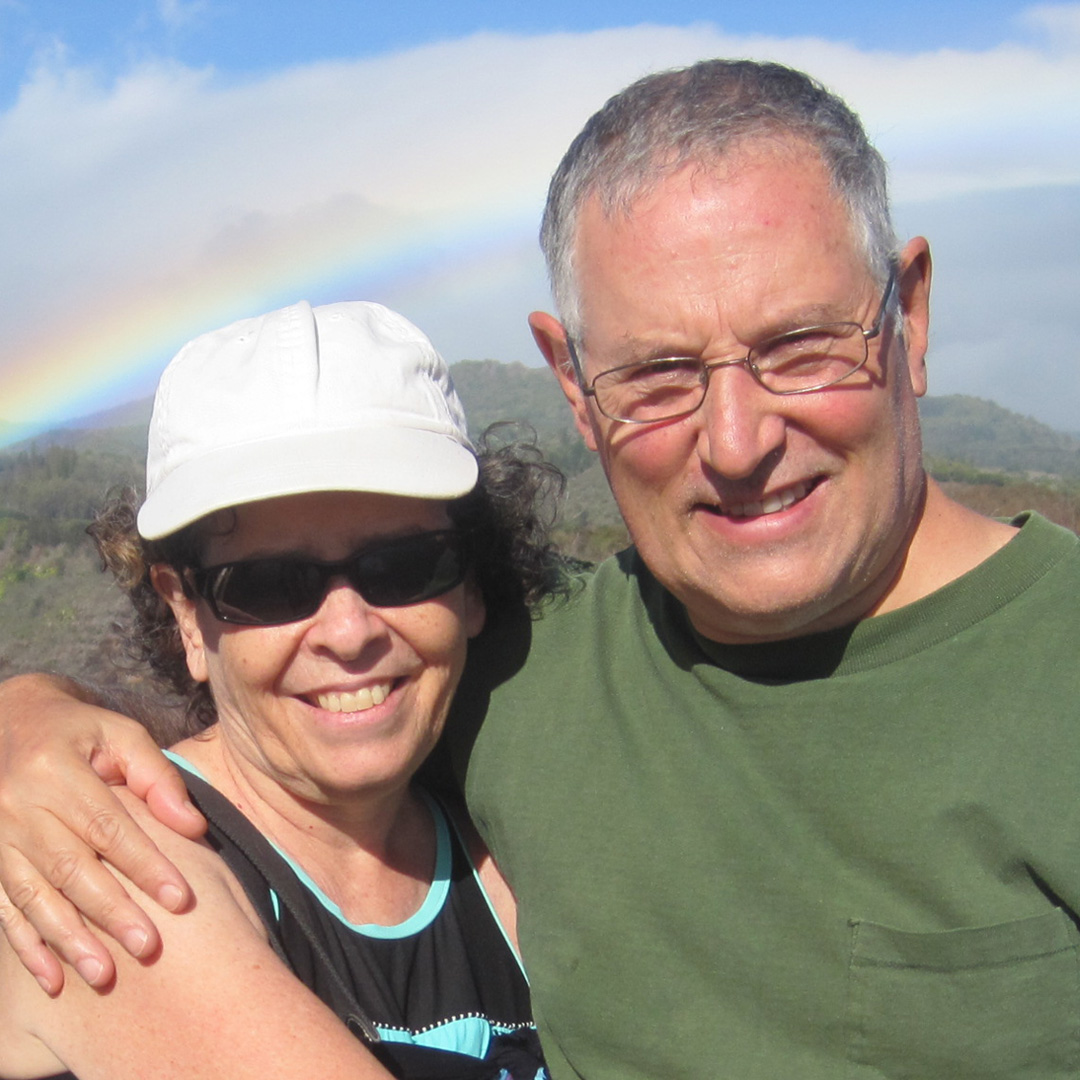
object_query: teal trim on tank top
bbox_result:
[376,1013,493,1056]
[374,1013,536,1058]
[164,750,451,939]
[442,805,529,985]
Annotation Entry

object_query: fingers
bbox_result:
[21,786,180,943]
[1,679,203,914]
[0,785,175,983]
[120,746,207,843]
[88,739,204,911]
[0,878,66,994]
[0,674,203,985]
[0,845,120,991]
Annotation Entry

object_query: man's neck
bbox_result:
[867,478,1018,618]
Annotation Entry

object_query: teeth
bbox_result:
[726,480,810,519]
[315,683,391,714]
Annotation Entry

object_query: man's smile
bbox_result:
[717,478,816,519]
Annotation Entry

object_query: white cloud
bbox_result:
[1019,2,1080,46]
[0,15,1078,430]
[157,0,211,32]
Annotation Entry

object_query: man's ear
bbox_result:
[528,310,599,453]
[150,564,209,684]
[896,236,932,398]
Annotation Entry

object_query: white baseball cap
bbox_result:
[137,300,478,539]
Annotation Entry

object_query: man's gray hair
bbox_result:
[540,59,898,339]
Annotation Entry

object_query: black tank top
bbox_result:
[43,769,546,1080]
[183,769,547,1080]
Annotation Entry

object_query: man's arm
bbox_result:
[0,673,206,992]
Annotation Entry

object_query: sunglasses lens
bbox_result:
[211,559,326,625]
[357,532,466,607]
[198,531,467,626]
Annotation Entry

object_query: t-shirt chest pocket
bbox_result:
[845,910,1080,1078]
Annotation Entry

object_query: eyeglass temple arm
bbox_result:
[564,338,597,396]
[865,264,899,342]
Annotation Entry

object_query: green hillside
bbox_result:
[921,395,1080,478]
[451,360,596,479]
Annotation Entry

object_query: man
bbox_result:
[3,60,1080,1078]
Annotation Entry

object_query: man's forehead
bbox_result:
[580,134,837,232]
[571,140,867,331]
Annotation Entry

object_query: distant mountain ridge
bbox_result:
[6,361,1080,481]
[62,396,155,431]
[920,395,1080,477]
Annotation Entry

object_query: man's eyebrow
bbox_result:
[589,339,702,369]
[754,302,854,340]
[599,304,855,364]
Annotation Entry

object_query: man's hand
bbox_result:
[0,673,207,992]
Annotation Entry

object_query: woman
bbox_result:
[0,300,562,1080]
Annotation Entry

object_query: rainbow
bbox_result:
[0,196,543,449]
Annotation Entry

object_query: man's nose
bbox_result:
[694,362,787,480]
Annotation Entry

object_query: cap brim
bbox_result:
[137,426,478,539]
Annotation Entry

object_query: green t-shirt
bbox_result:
[454,512,1080,1079]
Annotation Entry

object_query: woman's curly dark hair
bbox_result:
[89,494,215,734]
[449,425,576,615]
[89,425,577,740]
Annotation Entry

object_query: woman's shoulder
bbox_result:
[113,785,263,923]
[5,784,394,1079]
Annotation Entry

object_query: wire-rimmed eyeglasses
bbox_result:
[566,267,897,425]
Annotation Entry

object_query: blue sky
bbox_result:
[1,1,1078,438]
[0,0,1055,100]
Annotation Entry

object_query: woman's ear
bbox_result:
[463,578,486,640]
[150,564,209,684]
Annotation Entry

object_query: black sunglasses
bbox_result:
[186,529,469,626]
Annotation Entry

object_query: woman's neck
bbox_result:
[171,727,436,927]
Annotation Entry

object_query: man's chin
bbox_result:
[677,571,865,646]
